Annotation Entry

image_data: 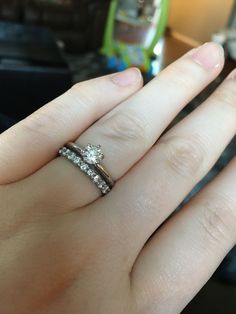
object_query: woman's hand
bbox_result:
[0,42,235,314]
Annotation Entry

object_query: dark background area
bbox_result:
[0,0,110,53]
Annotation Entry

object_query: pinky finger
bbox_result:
[132,157,236,314]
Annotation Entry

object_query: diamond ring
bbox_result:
[59,142,114,195]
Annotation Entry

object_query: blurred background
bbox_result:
[0,1,235,313]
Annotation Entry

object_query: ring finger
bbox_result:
[25,42,224,210]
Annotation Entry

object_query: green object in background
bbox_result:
[101,0,169,73]
[101,0,118,58]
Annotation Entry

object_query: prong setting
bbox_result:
[81,144,104,165]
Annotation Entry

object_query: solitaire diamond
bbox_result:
[82,144,104,165]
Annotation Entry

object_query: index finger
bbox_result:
[0,68,142,184]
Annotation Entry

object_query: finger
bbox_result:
[31,42,224,209]
[132,157,236,314]
[79,42,224,179]
[97,66,236,264]
[0,68,142,184]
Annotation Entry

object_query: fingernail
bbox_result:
[227,68,236,80]
[189,42,224,70]
[111,68,142,87]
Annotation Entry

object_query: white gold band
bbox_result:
[59,147,111,195]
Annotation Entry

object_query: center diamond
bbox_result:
[82,144,104,165]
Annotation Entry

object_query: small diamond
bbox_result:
[82,144,104,165]
[66,149,72,156]
[90,172,97,178]
[87,169,94,177]
[93,175,100,183]
[103,187,110,193]
[72,155,78,161]
[61,147,67,155]
[81,163,89,172]
[68,152,76,160]
[97,177,103,184]
[98,181,105,189]
[73,156,81,165]
[75,158,82,165]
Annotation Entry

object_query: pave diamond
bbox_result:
[72,154,77,161]
[73,157,81,165]
[90,172,97,178]
[93,175,101,183]
[81,144,104,165]
[80,163,89,172]
[102,186,110,194]
[87,169,94,177]
[98,181,105,189]
[59,147,67,156]
[68,152,76,160]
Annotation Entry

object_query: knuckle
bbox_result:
[160,135,205,178]
[70,83,106,113]
[213,80,236,112]
[70,85,95,109]
[21,111,54,140]
[199,193,236,245]
[102,110,149,146]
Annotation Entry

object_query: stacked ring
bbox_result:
[59,143,114,195]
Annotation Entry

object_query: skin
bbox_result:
[0,42,235,314]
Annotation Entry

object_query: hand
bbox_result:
[0,42,235,314]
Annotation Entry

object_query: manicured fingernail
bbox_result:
[189,42,224,70]
[111,68,142,86]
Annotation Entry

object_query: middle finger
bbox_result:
[100,68,236,266]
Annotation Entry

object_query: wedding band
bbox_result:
[58,142,114,195]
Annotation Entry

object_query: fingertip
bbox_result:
[187,42,225,71]
[226,68,236,80]
[110,67,143,87]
